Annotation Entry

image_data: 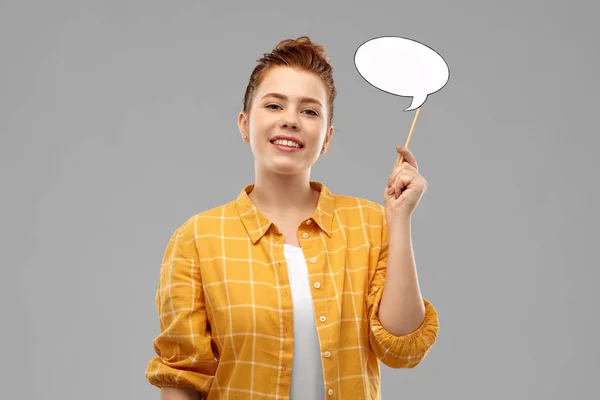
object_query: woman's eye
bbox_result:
[265,104,318,116]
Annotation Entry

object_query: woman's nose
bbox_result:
[281,121,298,130]
[281,112,299,129]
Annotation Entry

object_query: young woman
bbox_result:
[145,36,439,400]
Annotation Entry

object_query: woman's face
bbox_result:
[238,66,334,176]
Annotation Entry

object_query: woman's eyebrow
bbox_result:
[261,92,322,107]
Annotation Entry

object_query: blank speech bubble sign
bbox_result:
[354,36,449,111]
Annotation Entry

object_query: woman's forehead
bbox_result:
[257,67,327,100]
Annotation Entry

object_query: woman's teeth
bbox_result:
[272,139,301,148]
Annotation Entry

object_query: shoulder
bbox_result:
[331,192,386,227]
[333,192,385,216]
[173,199,238,237]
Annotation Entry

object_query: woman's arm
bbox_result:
[161,387,202,400]
[378,217,426,336]
[146,219,217,395]
[365,207,439,369]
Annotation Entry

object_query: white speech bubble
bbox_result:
[354,36,449,111]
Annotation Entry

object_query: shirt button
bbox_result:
[306,220,312,225]
[314,282,321,289]
[302,232,309,239]
[310,257,316,264]
[324,351,331,358]
[328,388,334,396]
[319,315,327,323]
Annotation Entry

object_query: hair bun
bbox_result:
[274,36,331,63]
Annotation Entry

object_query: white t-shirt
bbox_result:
[283,243,325,400]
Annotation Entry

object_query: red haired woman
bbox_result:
[146,36,439,400]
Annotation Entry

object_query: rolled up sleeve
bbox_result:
[145,219,217,393]
[365,209,439,369]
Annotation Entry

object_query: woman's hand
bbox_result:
[383,146,428,221]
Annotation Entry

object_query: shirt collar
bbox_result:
[235,181,335,244]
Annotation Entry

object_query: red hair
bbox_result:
[242,36,337,128]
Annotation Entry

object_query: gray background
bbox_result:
[1,0,598,399]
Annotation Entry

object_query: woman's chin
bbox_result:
[268,163,307,176]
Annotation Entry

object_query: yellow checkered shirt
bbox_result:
[146,181,439,399]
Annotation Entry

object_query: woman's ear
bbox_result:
[237,112,249,141]
[322,125,334,153]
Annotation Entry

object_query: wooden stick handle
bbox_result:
[396,107,421,166]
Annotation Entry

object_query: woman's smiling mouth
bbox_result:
[270,138,304,152]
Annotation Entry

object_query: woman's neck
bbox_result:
[248,169,319,217]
